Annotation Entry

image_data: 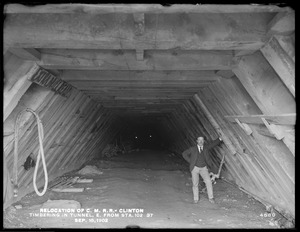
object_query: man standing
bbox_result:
[182,136,222,204]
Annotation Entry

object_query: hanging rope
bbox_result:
[13,108,48,197]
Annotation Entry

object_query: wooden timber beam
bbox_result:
[4,12,270,50]
[232,52,295,154]
[224,113,296,125]
[260,36,295,97]
[267,11,295,35]
[4,4,290,14]
[3,60,37,121]
[234,50,257,57]
[193,94,237,155]
[60,70,220,81]
[215,70,235,79]
[38,50,233,70]
[8,48,41,61]
[275,34,295,62]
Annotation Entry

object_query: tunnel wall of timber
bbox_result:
[3,52,122,208]
[4,49,295,218]
[3,9,295,220]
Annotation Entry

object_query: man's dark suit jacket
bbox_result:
[182,139,221,172]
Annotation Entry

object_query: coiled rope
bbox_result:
[13,108,48,197]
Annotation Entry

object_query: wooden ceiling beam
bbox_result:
[5,4,290,14]
[38,50,233,70]
[61,70,220,81]
[4,12,272,51]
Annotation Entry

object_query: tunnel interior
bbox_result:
[3,3,295,229]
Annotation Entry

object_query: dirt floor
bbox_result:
[4,149,284,229]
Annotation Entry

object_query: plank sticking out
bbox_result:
[52,188,84,193]
[224,113,296,125]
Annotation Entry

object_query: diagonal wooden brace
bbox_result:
[261,117,285,140]
[235,118,253,135]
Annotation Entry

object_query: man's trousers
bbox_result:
[191,166,213,201]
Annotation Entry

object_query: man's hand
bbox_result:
[219,137,222,142]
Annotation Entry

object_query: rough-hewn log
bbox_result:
[4,12,271,50]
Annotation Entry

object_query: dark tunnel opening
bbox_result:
[114,115,173,151]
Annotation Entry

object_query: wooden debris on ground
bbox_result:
[48,175,94,192]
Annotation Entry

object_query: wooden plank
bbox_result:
[38,50,233,70]
[61,70,220,81]
[4,12,270,50]
[267,11,295,35]
[207,79,295,193]
[4,4,290,14]
[215,70,235,79]
[31,94,93,185]
[3,157,14,207]
[52,188,84,192]
[193,94,237,155]
[3,62,37,122]
[260,36,295,97]
[53,106,113,170]
[76,179,93,183]
[224,113,295,125]
[18,91,88,187]
[275,34,295,62]
[8,48,41,61]
[43,102,106,177]
[234,50,256,57]
[232,52,295,154]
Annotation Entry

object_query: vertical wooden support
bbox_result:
[3,156,14,208]
[136,49,144,61]
[193,94,236,155]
